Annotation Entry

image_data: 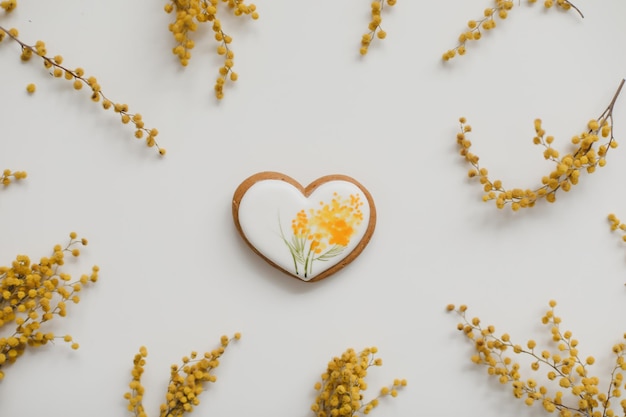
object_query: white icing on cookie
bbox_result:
[235,175,374,281]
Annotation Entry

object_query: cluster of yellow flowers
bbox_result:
[608,213,626,243]
[448,300,626,417]
[0,5,165,155]
[125,333,240,417]
[0,232,99,381]
[0,1,16,12]
[311,346,406,417]
[457,79,624,211]
[360,0,396,56]
[164,0,258,100]
[608,213,626,284]
[442,0,583,61]
[0,168,26,188]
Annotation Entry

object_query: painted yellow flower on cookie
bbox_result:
[281,193,364,279]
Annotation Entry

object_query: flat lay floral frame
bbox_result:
[0,0,625,416]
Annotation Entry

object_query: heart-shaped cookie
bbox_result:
[232,172,376,282]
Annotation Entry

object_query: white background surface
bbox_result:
[1,1,626,416]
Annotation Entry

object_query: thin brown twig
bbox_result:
[564,0,584,18]
[0,25,165,155]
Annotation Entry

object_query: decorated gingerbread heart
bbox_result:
[232,172,376,282]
